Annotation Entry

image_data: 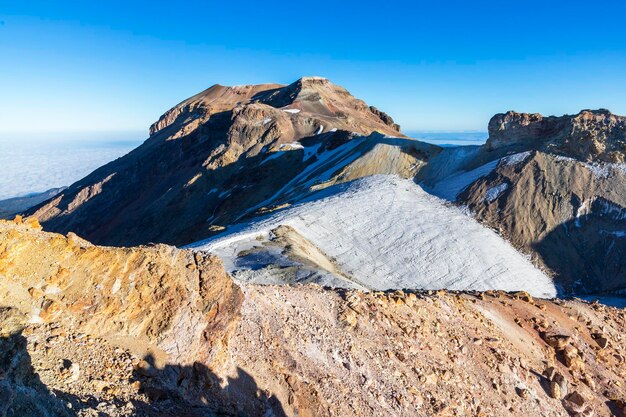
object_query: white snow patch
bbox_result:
[554,155,577,163]
[583,164,613,178]
[283,109,301,114]
[190,175,556,298]
[428,159,500,201]
[239,137,366,219]
[279,142,304,150]
[575,199,592,227]
[596,199,626,220]
[484,183,509,203]
[581,162,626,179]
[575,197,626,227]
[422,146,483,182]
[262,117,272,125]
[316,126,324,135]
[329,128,338,132]
[553,156,626,179]
[502,151,532,166]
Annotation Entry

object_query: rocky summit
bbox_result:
[486,109,626,163]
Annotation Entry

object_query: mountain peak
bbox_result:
[149,77,402,139]
[296,75,330,83]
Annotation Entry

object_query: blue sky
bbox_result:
[1,0,626,134]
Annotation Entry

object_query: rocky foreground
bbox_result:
[1,218,625,416]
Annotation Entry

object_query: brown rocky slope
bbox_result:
[1,219,625,416]
[456,110,626,295]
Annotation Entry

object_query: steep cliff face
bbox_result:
[486,109,626,163]
[27,77,421,246]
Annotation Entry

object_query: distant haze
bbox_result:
[0,132,143,200]
[407,131,487,147]
[0,130,485,201]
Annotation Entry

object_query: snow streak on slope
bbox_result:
[190,175,557,298]
[427,159,499,201]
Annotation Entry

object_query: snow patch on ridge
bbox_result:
[484,183,509,203]
[554,155,626,179]
[575,197,626,227]
[279,142,304,150]
[240,136,367,219]
[190,175,557,298]
[427,159,500,201]
[502,151,532,166]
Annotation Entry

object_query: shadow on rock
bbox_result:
[0,330,77,417]
[0,330,286,417]
[531,197,626,295]
[133,353,287,417]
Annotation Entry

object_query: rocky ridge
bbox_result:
[458,150,626,294]
[486,109,626,163]
[0,217,242,367]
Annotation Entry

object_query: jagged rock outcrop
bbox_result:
[486,109,626,163]
[0,218,242,366]
[27,77,427,246]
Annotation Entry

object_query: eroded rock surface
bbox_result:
[486,109,626,163]
[459,151,626,294]
[0,218,242,366]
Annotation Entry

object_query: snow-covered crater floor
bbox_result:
[189,175,557,298]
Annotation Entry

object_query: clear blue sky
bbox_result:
[1,0,625,134]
